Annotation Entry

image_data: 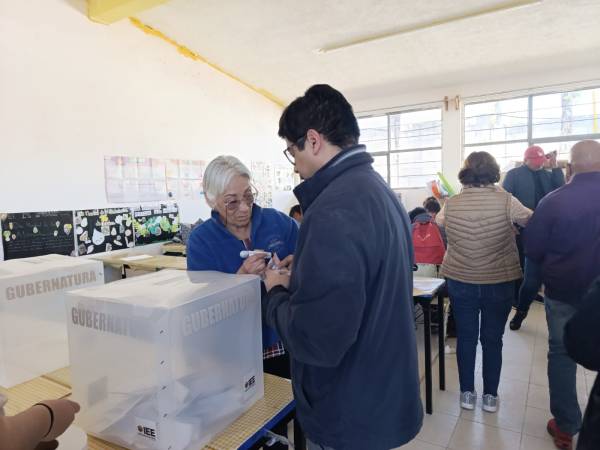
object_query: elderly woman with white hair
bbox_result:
[187,155,298,379]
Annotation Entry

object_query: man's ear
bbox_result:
[306,129,322,155]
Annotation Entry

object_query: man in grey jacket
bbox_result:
[503,145,565,210]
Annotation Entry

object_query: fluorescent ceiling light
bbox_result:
[317,0,543,54]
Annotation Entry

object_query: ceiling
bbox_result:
[136,0,600,106]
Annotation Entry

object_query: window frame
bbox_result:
[463,85,600,163]
[358,106,443,189]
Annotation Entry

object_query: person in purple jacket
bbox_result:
[523,140,600,450]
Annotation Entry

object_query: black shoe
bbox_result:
[510,310,528,330]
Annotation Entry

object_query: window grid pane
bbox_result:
[464,87,600,169]
[532,88,600,139]
[357,116,389,153]
[390,150,442,189]
[371,155,388,182]
[389,109,442,150]
[464,97,528,145]
[358,108,442,189]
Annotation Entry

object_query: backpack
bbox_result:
[412,219,446,265]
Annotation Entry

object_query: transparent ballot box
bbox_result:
[66,270,264,450]
[0,254,104,387]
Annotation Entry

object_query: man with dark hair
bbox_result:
[288,204,302,225]
[262,84,423,450]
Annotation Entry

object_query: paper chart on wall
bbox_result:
[104,156,169,203]
[273,164,295,192]
[251,161,274,208]
[74,208,134,255]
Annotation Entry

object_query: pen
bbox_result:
[239,250,271,259]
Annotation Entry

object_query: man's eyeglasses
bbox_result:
[223,187,258,212]
[283,135,307,165]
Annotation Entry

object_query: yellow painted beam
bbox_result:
[129,17,286,107]
[88,0,169,25]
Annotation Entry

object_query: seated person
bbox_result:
[288,204,302,225]
[187,156,298,379]
[0,396,80,449]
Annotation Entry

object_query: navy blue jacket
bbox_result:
[187,206,298,348]
[503,165,565,210]
[523,172,600,304]
[263,145,423,450]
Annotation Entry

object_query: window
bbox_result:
[464,87,600,170]
[358,108,442,189]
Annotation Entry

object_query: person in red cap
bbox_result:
[503,145,565,330]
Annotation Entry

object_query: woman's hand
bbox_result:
[237,254,267,276]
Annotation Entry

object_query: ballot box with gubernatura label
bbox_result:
[0,254,104,387]
[66,269,264,450]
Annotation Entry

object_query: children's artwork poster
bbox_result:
[74,208,134,255]
[0,211,75,260]
[274,163,295,191]
[251,161,274,208]
[132,204,180,245]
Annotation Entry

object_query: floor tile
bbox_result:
[415,412,459,447]
[448,418,522,450]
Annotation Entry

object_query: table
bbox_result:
[413,277,447,415]
[96,254,187,278]
[162,242,186,256]
[5,368,304,450]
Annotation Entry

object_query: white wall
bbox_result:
[353,64,600,210]
[0,0,294,223]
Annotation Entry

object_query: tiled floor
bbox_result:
[399,302,596,450]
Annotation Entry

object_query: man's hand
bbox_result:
[544,150,558,169]
[39,399,80,442]
[271,254,293,270]
[264,265,291,292]
[237,254,267,276]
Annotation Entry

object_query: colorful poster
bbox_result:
[1,211,75,260]
[132,204,180,246]
[74,208,133,255]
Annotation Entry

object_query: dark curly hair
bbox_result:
[423,197,441,214]
[278,84,360,149]
[458,151,501,186]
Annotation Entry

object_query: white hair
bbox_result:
[203,156,251,208]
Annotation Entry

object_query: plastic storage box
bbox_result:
[0,254,104,387]
[66,270,264,450]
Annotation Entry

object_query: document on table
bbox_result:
[120,255,153,262]
[413,277,445,296]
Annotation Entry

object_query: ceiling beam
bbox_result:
[317,0,543,53]
[87,0,169,24]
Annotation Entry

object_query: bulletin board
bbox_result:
[0,211,75,260]
[74,208,134,255]
[132,203,180,246]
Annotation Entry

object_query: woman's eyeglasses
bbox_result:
[223,188,258,212]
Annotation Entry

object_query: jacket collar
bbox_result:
[570,171,600,184]
[293,144,372,212]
